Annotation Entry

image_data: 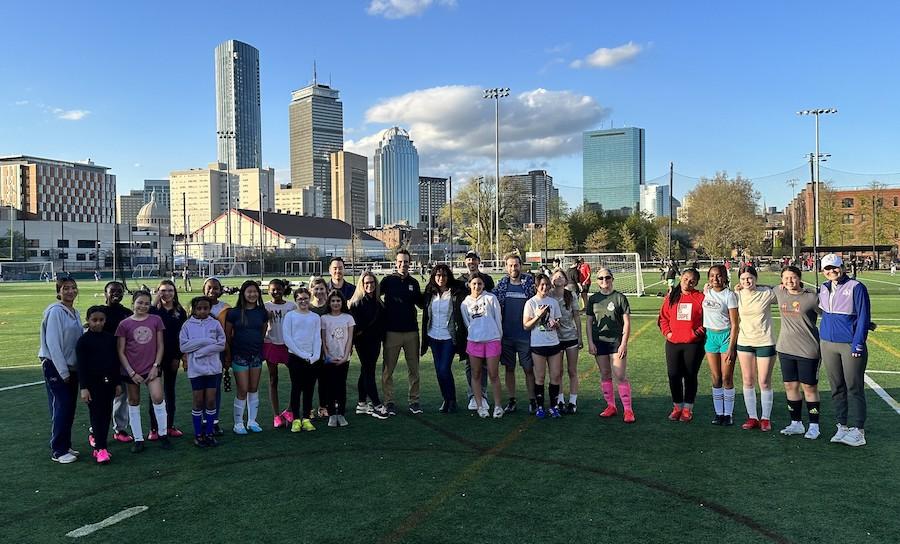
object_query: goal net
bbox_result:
[558,253,644,296]
[0,261,54,282]
[200,259,248,278]
[285,260,322,277]
[131,264,159,279]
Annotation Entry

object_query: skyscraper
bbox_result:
[289,77,343,218]
[640,183,671,218]
[374,127,419,227]
[418,176,447,229]
[501,170,556,226]
[331,151,368,229]
[583,127,645,215]
[215,40,262,171]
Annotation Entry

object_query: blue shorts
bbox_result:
[704,329,732,354]
[232,354,263,372]
[190,374,221,390]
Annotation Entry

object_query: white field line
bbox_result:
[865,370,900,374]
[0,364,42,370]
[0,381,43,392]
[864,374,900,416]
[66,506,149,538]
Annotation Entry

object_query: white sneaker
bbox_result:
[468,397,478,411]
[477,404,490,418]
[355,402,372,415]
[328,415,338,427]
[830,424,850,443]
[804,424,820,440]
[337,415,349,427]
[493,405,504,419]
[51,452,78,464]
[370,405,389,420]
[839,427,866,447]
[780,421,805,436]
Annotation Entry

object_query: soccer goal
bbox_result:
[201,259,248,278]
[0,261,54,281]
[284,260,322,277]
[559,253,645,296]
[131,264,160,279]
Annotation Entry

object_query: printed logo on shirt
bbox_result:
[471,300,486,319]
[331,327,346,340]
[607,301,615,312]
[703,299,722,311]
[676,303,692,321]
[133,325,154,344]
[409,285,414,292]
[506,292,528,299]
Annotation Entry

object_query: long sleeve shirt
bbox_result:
[76,331,120,389]
[657,290,705,344]
[38,302,83,379]
[461,293,503,342]
[380,274,424,332]
[179,316,226,378]
[283,310,322,361]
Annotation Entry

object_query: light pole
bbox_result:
[483,87,509,267]
[796,108,837,255]
[216,129,236,259]
[787,178,799,261]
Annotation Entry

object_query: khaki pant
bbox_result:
[382,331,420,405]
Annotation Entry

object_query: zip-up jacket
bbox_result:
[38,302,83,380]
[179,316,226,378]
[818,275,871,352]
[658,289,705,344]
[76,330,120,389]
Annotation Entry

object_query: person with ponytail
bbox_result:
[224,280,269,434]
[702,265,739,425]
[657,268,705,423]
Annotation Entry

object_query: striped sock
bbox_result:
[192,409,203,436]
[723,388,736,416]
[712,387,725,415]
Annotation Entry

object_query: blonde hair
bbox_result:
[349,271,383,308]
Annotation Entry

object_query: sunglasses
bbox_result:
[597,275,612,281]
[824,266,839,271]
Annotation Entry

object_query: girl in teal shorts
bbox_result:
[702,265,739,425]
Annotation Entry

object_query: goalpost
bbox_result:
[284,260,322,277]
[559,253,645,296]
[0,261,54,282]
[131,264,159,279]
[200,259,248,278]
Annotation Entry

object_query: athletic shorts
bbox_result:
[190,374,221,391]
[704,329,732,354]
[736,344,776,357]
[122,371,151,385]
[778,352,820,385]
[262,343,290,364]
[232,354,263,372]
[466,340,502,359]
[559,338,579,350]
[531,344,562,358]
[592,339,621,356]
[501,337,534,370]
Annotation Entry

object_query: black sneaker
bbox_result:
[193,435,207,448]
[722,415,734,426]
[439,401,448,414]
[387,403,398,416]
[448,400,458,413]
[409,403,423,415]
[204,434,219,447]
[565,402,577,415]
[159,435,173,450]
[213,423,224,437]
[711,415,723,425]
[529,399,537,413]
[556,401,566,414]
[503,398,518,413]
[131,440,146,454]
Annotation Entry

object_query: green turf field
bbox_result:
[1,271,898,543]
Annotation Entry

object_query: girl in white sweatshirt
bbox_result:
[282,288,322,432]
[460,275,504,418]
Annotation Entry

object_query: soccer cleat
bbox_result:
[529,399,538,413]
[711,415,724,425]
[839,427,866,447]
[503,399,518,413]
[328,415,339,427]
[290,419,303,433]
[113,431,134,443]
[131,441,146,454]
[95,449,111,464]
[233,424,248,435]
[88,434,96,448]
[780,421,805,436]
[370,405,389,420]
[722,415,734,426]
[51,452,78,464]
[759,419,772,432]
[273,415,284,429]
[337,415,349,427]
[147,431,159,442]
[247,421,263,433]
[478,404,490,418]
[167,427,184,438]
[679,408,693,423]
[468,397,478,411]
[356,402,372,415]
[318,407,330,419]
[194,435,208,446]
[668,405,682,421]
[159,436,173,450]
[556,401,566,414]
[565,402,577,415]
[600,406,618,418]
[281,409,295,424]
[741,418,760,430]
[623,409,636,424]
[409,403,423,415]
[830,424,850,443]
[535,406,546,419]
[204,435,219,447]
[804,424,821,440]
[493,405,504,419]
[301,418,316,432]
[549,406,563,419]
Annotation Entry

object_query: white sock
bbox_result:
[557,393,564,404]
[743,388,758,419]
[247,392,260,425]
[569,394,578,404]
[128,405,144,441]
[152,402,168,436]
[712,387,724,415]
[234,398,246,426]
[761,389,774,419]
[724,388,736,416]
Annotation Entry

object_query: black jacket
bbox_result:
[379,273,424,333]
[76,331,121,389]
[350,294,385,344]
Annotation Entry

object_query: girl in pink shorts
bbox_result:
[263,279,297,429]
[461,275,504,418]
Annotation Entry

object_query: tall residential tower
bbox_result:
[215,40,262,171]
[583,127,645,215]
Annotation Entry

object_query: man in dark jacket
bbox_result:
[380,250,425,415]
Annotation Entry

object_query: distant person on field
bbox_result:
[182,268,192,292]
[578,257,592,309]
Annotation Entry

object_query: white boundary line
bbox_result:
[864,374,900,416]
[0,364,42,370]
[866,370,900,375]
[66,506,148,538]
[0,381,43,392]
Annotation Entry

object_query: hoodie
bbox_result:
[179,316,226,378]
[658,289,705,344]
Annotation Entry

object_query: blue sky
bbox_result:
[4,0,900,211]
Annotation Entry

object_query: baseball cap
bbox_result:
[821,254,843,270]
[465,251,480,260]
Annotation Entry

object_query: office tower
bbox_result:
[117,190,145,225]
[501,170,555,226]
[215,40,262,171]
[640,183,671,218]
[374,127,419,226]
[418,176,447,229]
[289,76,343,218]
[583,127,645,215]
[143,179,170,210]
[331,151,368,228]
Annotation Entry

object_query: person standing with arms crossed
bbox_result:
[495,253,537,413]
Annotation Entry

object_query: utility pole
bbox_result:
[668,162,674,260]
[527,194,536,251]
[543,178,549,264]
[787,179,798,261]
[448,175,453,266]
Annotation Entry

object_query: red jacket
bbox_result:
[658,290,705,344]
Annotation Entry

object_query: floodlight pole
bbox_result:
[483,87,509,267]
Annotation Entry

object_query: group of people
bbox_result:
[38,249,873,465]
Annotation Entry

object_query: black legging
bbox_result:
[148,361,178,431]
[355,338,382,406]
[322,363,350,416]
[288,355,320,419]
[88,382,117,449]
[665,341,705,404]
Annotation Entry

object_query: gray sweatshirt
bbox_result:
[179,316,226,378]
[38,302,83,380]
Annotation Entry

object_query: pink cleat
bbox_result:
[95,449,111,464]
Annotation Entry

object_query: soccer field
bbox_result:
[1,271,898,543]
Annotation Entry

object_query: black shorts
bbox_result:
[593,339,622,356]
[531,344,562,358]
[559,338,579,350]
[778,352,820,385]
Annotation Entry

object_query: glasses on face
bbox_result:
[824,266,839,272]
[597,276,612,281]
[363,280,376,285]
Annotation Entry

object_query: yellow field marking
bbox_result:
[869,334,900,359]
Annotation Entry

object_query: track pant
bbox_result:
[382,331,420,405]
[111,387,130,433]
[87,382,117,450]
[356,339,382,406]
[322,363,350,416]
[665,341,705,404]
[821,340,868,428]
[148,361,178,431]
[288,355,320,419]
[42,360,78,457]
[429,337,457,403]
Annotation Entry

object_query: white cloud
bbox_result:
[14,100,29,106]
[133,163,142,168]
[367,0,456,19]
[53,108,90,121]
[571,41,643,69]
[345,85,608,179]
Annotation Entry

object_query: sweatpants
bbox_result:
[356,338,382,406]
[111,386,130,433]
[287,355,320,419]
[665,341,705,404]
[322,363,350,416]
[382,331,421,405]
[87,383,117,450]
[148,361,178,431]
[821,340,868,428]
[42,360,78,457]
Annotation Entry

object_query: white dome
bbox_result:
[136,190,169,228]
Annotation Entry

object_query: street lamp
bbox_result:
[796,108,837,254]
[216,129,236,259]
[483,87,509,267]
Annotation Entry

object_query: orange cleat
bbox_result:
[623,410,636,424]
[599,405,618,418]
[741,417,760,430]
[679,407,693,422]
[668,405,682,421]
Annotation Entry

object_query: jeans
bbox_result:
[429,337,457,403]
[42,360,78,457]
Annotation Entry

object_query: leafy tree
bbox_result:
[617,222,637,252]
[684,172,764,257]
[585,227,609,252]
[438,176,523,260]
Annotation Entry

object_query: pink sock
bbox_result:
[618,381,633,411]
[601,380,615,408]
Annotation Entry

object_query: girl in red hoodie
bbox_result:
[658,268,705,422]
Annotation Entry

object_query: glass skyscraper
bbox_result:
[289,80,343,218]
[583,127,645,215]
[374,127,419,226]
[215,40,262,171]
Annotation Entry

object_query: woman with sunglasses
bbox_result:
[657,268,705,422]
[421,264,467,413]
[586,268,633,422]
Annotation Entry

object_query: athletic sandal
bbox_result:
[599,406,618,418]
[741,418,760,430]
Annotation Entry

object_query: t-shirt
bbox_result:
[226,306,269,358]
[737,287,778,347]
[555,294,579,342]
[115,314,166,376]
[265,300,298,345]
[501,282,529,340]
[321,313,356,362]
[775,288,820,359]
[702,288,738,331]
[586,291,630,343]
[524,295,562,347]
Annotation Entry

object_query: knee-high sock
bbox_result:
[760,389,774,419]
[601,379,615,408]
[534,383,545,408]
[153,402,168,436]
[128,405,144,441]
[723,388,736,416]
[787,399,803,422]
[204,409,216,435]
[247,391,260,425]
[548,384,560,405]
[712,387,724,415]
[807,401,820,424]
[192,409,203,436]
[234,398,246,426]
[617,381,633,411]
[743,388,758,419]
